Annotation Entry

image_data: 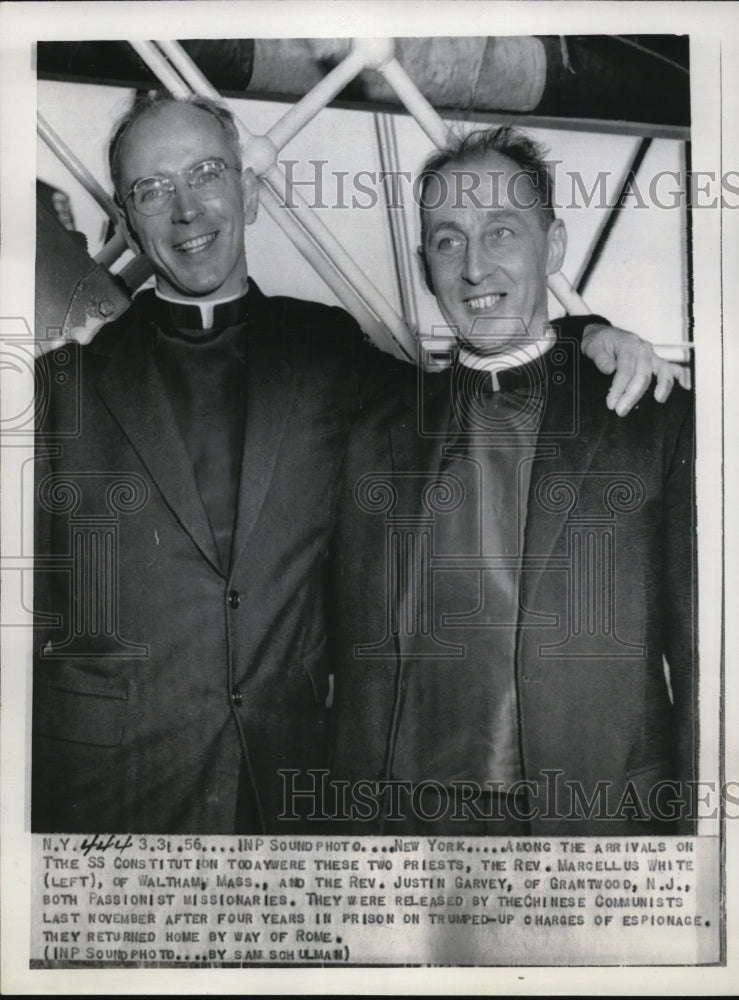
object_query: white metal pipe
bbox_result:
[263,164,415,358]
[37,114,120,224]
[118,254,155,291]
[374,112,420,334]
[259,185,408,359]
[94,231,129,268]
[155,39,223,100]
[548,271,590,315]
[378,58,451,149]
[128,40,191,98]
[267,48,366,152]
[572,138,646,291]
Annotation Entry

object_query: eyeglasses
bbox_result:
[121,158,240,216]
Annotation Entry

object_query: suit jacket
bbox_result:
[330,333,697,835]
[32,280,390,834]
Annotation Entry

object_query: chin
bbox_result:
[164,274,230,299]
[460,333,525,356]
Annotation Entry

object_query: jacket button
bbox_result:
[228,590,240,609]
[231,688,243,707]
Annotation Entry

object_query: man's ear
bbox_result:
[242,167,259,226]
[417,245,435,295]
[546,218,567,275]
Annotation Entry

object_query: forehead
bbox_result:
[424,151,542,226]
[117,104,234,183]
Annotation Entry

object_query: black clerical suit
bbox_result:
[329,329,697,836]
[32,280,387,834]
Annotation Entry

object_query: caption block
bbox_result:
[32,834,720,966]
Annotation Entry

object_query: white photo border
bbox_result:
[1,1,737,994]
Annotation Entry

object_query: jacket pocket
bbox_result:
[35,678,129,747]
[302,636,332,708]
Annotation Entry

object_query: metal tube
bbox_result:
[263,164,415,359]
[94,231,129,268]
[117,254,155,292]
[572,139,650,292]
[374,112,420,334]
[267,48,366,152]
[37,114,120,224]
[575,137,653,296]
[548,272,590,315]
[128,40,191,98]
[156,39,223,100]
[377,58,451,149]
[259,186,408,358]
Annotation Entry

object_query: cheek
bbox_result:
[513,253,546,291]
[221,191,245,226]
[430,263,456,296]
[134,223,166,257]
[230,216,246,248]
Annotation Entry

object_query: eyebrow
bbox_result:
[426,209,520,238]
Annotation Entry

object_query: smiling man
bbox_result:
[33,94,382,834]
[111,100,254,300]
[33,98,686,835]
[418,130,566,357]
[329,127,697,837]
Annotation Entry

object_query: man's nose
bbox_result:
[461,241,490,285]
[170,180,202,223]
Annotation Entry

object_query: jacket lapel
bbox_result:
[388,369,451,664]
[230,303,296,571]
[94,314,222,571]
[522,343,609,602]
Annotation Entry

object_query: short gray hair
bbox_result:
[418,125,556,243]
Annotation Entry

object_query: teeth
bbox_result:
[175,232,217,254]
[467,293,502,312]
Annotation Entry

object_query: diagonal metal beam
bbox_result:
[575,137,653,296]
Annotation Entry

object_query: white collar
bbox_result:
[457,327,556,391]
[155,289,248,330]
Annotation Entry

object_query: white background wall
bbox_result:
[37,78,689,357]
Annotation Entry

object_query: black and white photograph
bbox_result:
[1,0,736,992]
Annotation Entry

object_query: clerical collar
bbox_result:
[457,326,556,391]
[154,289,250,332]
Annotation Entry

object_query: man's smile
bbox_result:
[174,231,219,254]
[465,292,505,312]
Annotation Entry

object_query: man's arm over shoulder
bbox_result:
[579,319,691,416]
[286,297,416,406]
